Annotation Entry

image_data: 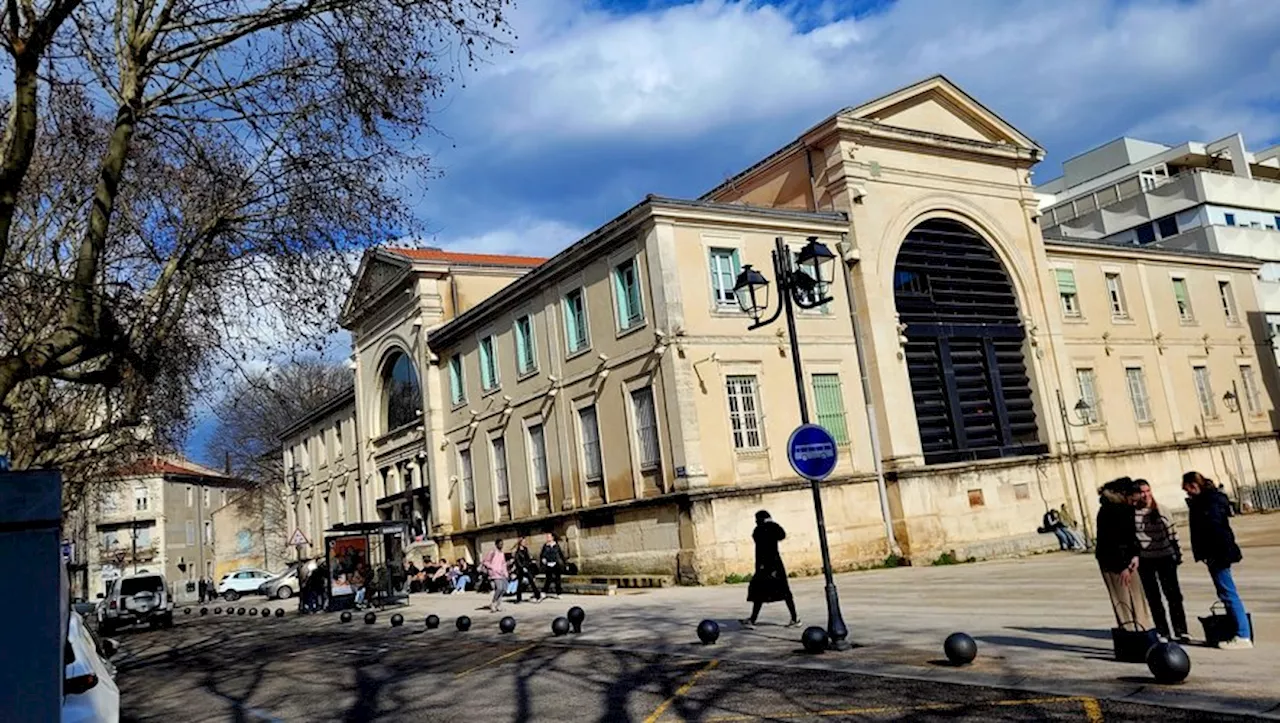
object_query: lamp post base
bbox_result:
[824,582,849,650]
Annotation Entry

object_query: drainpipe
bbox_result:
[837,234,900,556]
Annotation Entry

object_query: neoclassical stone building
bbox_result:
[285,77,1279,582]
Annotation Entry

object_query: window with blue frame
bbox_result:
[613,258,644,330]
[563,288,589,353]
[514,315,537,375]
[708,248,740,307]
[478,335,499,390]
[448,355,465,404]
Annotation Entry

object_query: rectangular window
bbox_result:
[491,435,509,503]
[136,526,152,548]
[1055,269,1080,317]
[338,490,347,524]
[630,387,660,470]
[1274,215,1280,229]
[1224,213,1236,226]
[1075,368,1100,424]
[514,315,537,375]
[563,288,589,353]
[1105,272,1127,318]
[333,421,343,456]
[613,258,645,330]
[134,485,149,512]
[221,490,227,507]
[186,486,193,507]
[449,355,465,404]
[709,248,741,307]
[1218,280,1238,322]
[578,406,603,482]
[1241,365,1262,415]
[185,521,195,545]
[478,335,499,390]
[1172,278,1193,321]
[321,494,330,531]
[203,488,210,508]
[1125,367,1153,423]
[726,375,763,450]
[102,530,119,549]
[1193,366,1216,419]
[1135,224,1156,245]
[528,423,549,494]
[459,449,475,511]
[811,373,850,444]
[1156,215,1179,239]
[102,492,119,513]
[203,520,212,544]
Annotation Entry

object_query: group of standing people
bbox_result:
[479,533,569,613]
[196,576,217,603]
[1096,472,1253,649]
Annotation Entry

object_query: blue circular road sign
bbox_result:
[787,424,839,481]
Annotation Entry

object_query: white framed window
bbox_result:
[203,488,210,508]
[709,247,741,308]
[459,448,475,512]
[102,530,119,549]
[203,520,212,544]
[1105,272,1127,319]
[338,490,348,523]
[135,526,152,548]
[1218,280,1238,323]
[527,422,549,494]
[613,258,645,330]
[514,315,537,375]
[185,521,195,545]
[1139,163,1169,191]
[562,288,590,354]
[491,434,509,504]
[478,335,499,390]
[578,406,603,482]
[1192,366,1216,419]
[1241,365,1262,415]
[333,421,343,457]
[449,355,466,405]
[321,494,331,531]
[726,375,763,450]
[1055,269,1080,317]
[1172,278,1194,321]
[134,485,149,512]
[220,490,227,506]
[630,386,660,471]
[1125,367,1153,424]
[1075,368,1101,425]
[186,486,193,507]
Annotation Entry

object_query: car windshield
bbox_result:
[120,576,164,595]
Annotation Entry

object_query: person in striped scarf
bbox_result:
[1131,479,1188,642]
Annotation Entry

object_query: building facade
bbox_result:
[1035,133,1280,363]
[288,76,1280,582]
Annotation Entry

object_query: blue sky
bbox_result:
[185,0,1280,463]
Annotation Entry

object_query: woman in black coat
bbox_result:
[1094,477,1153,630]
[1183,471,1253,649]
[739,510,800,629]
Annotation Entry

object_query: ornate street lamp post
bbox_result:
[1056,390,1094,548]
[732,236,848,648]
[1222,383,1258,504]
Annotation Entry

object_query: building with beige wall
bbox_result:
[287,76,1280,583]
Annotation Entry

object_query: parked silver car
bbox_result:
[258,562,306,600]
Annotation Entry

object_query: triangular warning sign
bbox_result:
[288,528,310,547]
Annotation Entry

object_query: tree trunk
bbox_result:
[0,58,41,269]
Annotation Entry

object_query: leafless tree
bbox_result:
[0,0,513,465]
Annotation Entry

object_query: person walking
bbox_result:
[512,537,543,604]
[197,576,208,604]
[539,534,567,598]
[739,511,800,629]
[1131,479,1188,642]
[1183,471,1253,650]
[1095,477,1153,631]
[481,539,509,613]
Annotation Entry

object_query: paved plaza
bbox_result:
[116,515,1280,721]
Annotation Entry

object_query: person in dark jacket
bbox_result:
[739,510,800,629]
[1095,477,1152,630]
[1183,471,1253,649]
[539,534,567,598]
[512,537,543,604]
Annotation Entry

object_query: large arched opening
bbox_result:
[380,350,422,433]
[893,218,1045,464]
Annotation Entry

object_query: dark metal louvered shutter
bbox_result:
[893,219,1046,464]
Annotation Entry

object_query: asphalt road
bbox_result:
[114,607,1249,722]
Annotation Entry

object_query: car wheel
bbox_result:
[224,590,240,602]
[276,586,293,600]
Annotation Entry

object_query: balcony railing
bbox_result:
[1042,167,1280,230]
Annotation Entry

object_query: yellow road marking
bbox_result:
[453,644,536,679]
[643,659,719,723]
[703,695,1087,721]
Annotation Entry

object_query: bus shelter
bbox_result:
[323,521,410,610]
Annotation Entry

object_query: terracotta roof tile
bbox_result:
[385,247,546,268]
[117,456,228,479]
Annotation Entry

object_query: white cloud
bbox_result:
[429,216,589,257]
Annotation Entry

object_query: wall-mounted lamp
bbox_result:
[1102,331,1113,356]
[1155,332,1166,355]
[1202,333,1212,355]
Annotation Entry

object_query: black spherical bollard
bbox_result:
[390,613,404,627]
[364,612,377,625]
[340,611,353,623]
[697,620,720,645]
[456,615,472,632]
[237,607,246,616]
[200,608,208,616]
[184,607,191,615]
[249,608,258,617]
[944,632,978,666]
[801,626,828,654]
[567,606,585,634]
[214,607,222,614]
[275,608,285,618]
[226,608,235,616]
[551,616,570,637]
[499,616,517,634]
[425,614,440,629]
[1147,642,1191,684]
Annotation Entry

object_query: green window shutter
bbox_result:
[613,266,628,327]
[449,357,463,403]
[514,318,530,373]
[563,296,577,352]
[811,374,849,444]
[1173,279,1189,306]
[1054,269,1077,294]
[479,338,495,388]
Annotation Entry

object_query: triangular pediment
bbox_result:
[340,249,412,326]
[842,75,1042,153]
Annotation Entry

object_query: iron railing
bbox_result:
[1239,480,1280,512]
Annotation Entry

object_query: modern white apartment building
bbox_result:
[1036,133,1280,361]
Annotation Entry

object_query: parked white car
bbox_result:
[64,609,120,723]
[217,569,274,601]
[96,573,173,635]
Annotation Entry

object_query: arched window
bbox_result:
[382,351,422,432]
[893,218,1045,464]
